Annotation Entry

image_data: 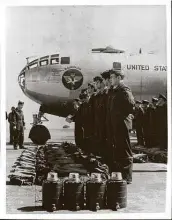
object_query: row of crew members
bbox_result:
[67,69,135,184]
[134,95,167,150]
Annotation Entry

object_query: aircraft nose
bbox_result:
[18,68,26,91]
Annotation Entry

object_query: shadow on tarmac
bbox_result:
[18,206,44,212]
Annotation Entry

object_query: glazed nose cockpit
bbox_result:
[18,54,71,92]
[18,68,26,91]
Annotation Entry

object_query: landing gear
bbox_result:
[29,111,51,145]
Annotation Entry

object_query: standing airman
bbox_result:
[109,69,135,183]
[13,101,25,150]
[134,100,144,146]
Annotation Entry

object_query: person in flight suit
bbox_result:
[134,101,144,146]
[13,101,25,150]
[109,69,135,184]
[8,107,17,144]
[142,100,151,148]
[156,94,167,150]
[93,76,105,156]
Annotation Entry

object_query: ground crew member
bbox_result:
[156,94,167,150]
[134,101,144,146]
[13,101,25,150]
[93,76,105,156]
[142,100,151,148]
[8,107,16,144]
[109,69,135,184]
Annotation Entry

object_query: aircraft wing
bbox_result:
[92,46,125,53]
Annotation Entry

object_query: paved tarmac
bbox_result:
[6,144,167,214]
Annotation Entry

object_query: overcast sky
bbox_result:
[5,5,166,129]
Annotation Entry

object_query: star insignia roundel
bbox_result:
[62,68,83,90]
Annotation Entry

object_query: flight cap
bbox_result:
[152,97,158,103]
[88,82,95,88]
[135,100,142,104]
[110,69,125,78]
[142,100,149,104]
[101,70,111,79]
[81,88,87,94]
[93,76,103,83]
[158,94,167,101]
[18,100,24,105]
[74,98,80,102]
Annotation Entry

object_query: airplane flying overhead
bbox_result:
[18,46,167,120]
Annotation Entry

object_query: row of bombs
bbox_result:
[42,172,127,212]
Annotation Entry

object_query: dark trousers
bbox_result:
[9,125,15,143]
[82,137,94,154]
[14,127,24,148]
[136,124,144,145]
[143,126,151,148]
[112,157,133,183]
[110,121,133,182]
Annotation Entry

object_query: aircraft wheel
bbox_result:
[29,125,51,145]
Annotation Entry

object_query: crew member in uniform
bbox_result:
[134,100,144,146]
[156,94,167,150]
[100,70,112,163]
[8,107,17,144]
[93,76,105,157]
[13,101,25,150]
[67,98,83,149]
[109,69,135,184]
[142,100,151,148]
[79,92,93,154]
[148,97,159,147]
[86,83,96,154]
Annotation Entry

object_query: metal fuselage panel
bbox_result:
[20,53,167,117]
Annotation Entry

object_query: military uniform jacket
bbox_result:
[14,108,25,130]
[109,83,135,129]
[156,104,167,134]
[71,107,83,146]
[109,82,135,158]
[79,102,93,138]
[95,90,107,139]
[134,106,144,126]
[105,86,114,143]
[8,112,16,125]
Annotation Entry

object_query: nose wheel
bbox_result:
[29,112,51,145]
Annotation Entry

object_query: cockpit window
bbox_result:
[51,54,59,58]
[113,62,121,70]
[51,58,59,64]
[18,71,25,90]
[40,56,49,60]
[40,60,48,66]
[50,54,59,65]
[29,62,38,69]
[61,57,70,64]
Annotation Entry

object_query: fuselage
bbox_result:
[18,52,167,117]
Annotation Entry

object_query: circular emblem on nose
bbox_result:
[62,68,83,90]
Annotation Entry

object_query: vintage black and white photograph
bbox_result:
[4,3,170,216]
